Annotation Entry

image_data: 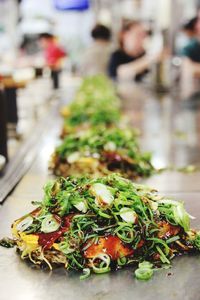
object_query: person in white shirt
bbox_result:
[80,24,112,76]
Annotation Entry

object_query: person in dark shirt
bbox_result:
[182,39,200,63]
[108,21,156,81]
[181,17,200,62]
[109,47,146,81]
[180,17,200,97]
[181,16,200,78]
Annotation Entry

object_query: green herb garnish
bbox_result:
[2,174,200,281]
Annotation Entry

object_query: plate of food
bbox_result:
[60,75,121,137]
[1,173,200,282]
[49,127,154,179]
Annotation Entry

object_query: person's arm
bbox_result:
[117,55,152,80]
[181,43,200,76]
[182,57,200,77]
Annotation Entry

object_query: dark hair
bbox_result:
[121,20,141,31]
[182,17,197,32]
[91,24,111,41]
[119,20,141,49]
[39,33,54,40]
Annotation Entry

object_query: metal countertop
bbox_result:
[0,83,200,300]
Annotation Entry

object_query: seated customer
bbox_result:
[108,21,157,81]
[80,24,112,76]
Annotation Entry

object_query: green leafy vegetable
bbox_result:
[61,75,121,135]
[50,127,154,180]
[135,261,154,280]
[41,215,61,233]
[80,268,91,280]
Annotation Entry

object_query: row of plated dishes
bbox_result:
[1,75,200,281]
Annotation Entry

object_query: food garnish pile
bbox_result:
[1,174,200,280]
[50,127,154,179]
[51,75,154,179]
[60,76,121,137]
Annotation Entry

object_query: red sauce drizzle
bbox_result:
[38,231,63,250]
[84,235,134,260]
[62,214,76,229]
[37,214,76,250]
[137,239,145,249]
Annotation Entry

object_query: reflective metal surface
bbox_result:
[0,103,58,203]
[0,82,200,300]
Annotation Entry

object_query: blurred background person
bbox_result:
[175,17,197,55]
[180,16,200,97]
[181,17,200,64]
[39,33,66,89]
[79,24,112,76]
[108,20,161,81]
[182,17,197,40]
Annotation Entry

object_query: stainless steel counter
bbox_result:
[0,82,200,300]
